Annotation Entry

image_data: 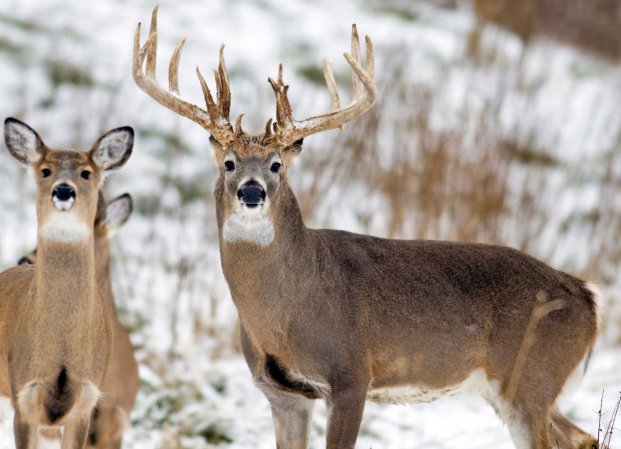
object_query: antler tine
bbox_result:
[146,6,158,78]
[168,38,186,95]
[350,24,362,100]
[264,118,273,137]
[342,39,375,101]
[323,58,341,112]
[365,35,374,81]
[234,113,244,137]
[133,23,157,86]
[132,7,237,146]
[217,44,231,120]
[323,57,342,131]
[266,24,377,148]
[196,67,219,121]
[268,64,294,129]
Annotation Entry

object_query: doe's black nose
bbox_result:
[53,183,75,201]
[237,181,266,207]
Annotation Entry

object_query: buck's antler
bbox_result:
[263,24,377,148]
[132,6,237,146]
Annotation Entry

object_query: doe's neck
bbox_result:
[34,234,97,307]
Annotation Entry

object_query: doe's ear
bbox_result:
[4,117,44,165]
[102,193,133,236]
[92,126,134,171]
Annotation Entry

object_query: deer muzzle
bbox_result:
[237,181,266,208]
[52,183,76,211]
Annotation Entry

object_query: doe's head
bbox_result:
[4,117,133,243]
[17,193,133,266]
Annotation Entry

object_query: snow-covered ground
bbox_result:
[0,0,619,448]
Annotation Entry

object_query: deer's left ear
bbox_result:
[281,139,303,167]
[103,193,133,236]
[92,127,134,171]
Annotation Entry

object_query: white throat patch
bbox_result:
[223,208,274,247]
[41,211,89,243]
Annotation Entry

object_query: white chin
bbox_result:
[223,206,274,247]
[41,211,89,242]
[53,198,74,211]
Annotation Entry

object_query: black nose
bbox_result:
[237,181,266,207]
[53,184,75,201]
[17,256,32,265]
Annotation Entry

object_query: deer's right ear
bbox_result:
[209,136,225,164]
[103,193,133,236]
[4,118,44,165]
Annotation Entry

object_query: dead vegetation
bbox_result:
[473,0,621,60]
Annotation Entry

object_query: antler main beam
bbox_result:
[264,24,377,148]
[132,6,236,146]
[133,8,377,150]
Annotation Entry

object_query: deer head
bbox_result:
[4,118,133,244]
[132,7,376,246]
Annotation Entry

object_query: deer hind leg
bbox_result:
[88,405,129,449]
[487,401,553,449]
[483,379,555,449]
[549,407,598,449]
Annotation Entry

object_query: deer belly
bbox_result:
[367,368,488,404]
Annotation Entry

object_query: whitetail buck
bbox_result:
[0,118,133,449]
[133,8,599,449]
[18,193,139,449]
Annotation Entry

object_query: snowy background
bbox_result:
[0,0,620,447]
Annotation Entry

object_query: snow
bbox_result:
[0,0,620,448]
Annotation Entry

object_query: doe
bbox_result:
[18,193,139,449]
[0,118,133,449]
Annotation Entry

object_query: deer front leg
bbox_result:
[325,382,368,449]
[61,418,91,449]
[257,381,315,449]
[13,411,37,449]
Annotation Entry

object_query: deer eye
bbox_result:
[41,168,51,178]
[224,160,235,171]
[81,170,91,180]
[270,162,281,173]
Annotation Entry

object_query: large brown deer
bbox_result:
[0,118,133,449]
[18,193,139,449]
[133,8,599,449]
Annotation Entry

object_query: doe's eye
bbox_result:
[224,160,235,171]
[81,170,91,180]
[270,162,281,173]
[41,168,51,178]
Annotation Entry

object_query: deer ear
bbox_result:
[4,118,44,165]
[92,127,134,171]
[103,193,133,236]
[209,135,226,165]
[281,139,303,167]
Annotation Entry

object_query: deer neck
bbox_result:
[217,181,312,318]
[94,232,115,306]
[34,234,98,321]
